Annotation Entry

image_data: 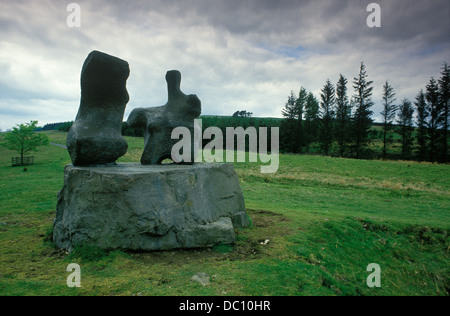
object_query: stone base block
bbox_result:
[53,163,249,252]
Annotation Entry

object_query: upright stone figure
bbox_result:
[127,70,201,164]
[67,50,130,165]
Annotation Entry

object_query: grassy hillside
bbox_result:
[0,131,448,296]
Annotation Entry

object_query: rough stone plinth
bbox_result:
[67,50,130,166]
[127,70,201,164]
[53,163,249,252]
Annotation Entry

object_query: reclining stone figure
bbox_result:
[127,70,201,164]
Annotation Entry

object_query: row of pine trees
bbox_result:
[281,62,449,162]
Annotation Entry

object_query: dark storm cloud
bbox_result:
[377,1,450,43]
[107,0,448,48]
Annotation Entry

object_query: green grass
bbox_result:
[0,131,449,296]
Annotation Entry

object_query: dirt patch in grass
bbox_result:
[249,209,290,228]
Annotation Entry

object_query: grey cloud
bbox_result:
[0,0,448,131]
[376,0,450,43]
[112,0,449,48]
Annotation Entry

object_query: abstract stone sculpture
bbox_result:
[127,70,201,164]
[53,163,249,252]
[54,55,250,253]
[67,50,129,165]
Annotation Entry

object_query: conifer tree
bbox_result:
[335,74,351,157]
[425,78,442,162]
[304,92,320,153]
[415,90,428,161]
[396,98,414,160]
[319,79,335,155]
[438,62,449,163]
[281,91,298,153]
[351,62,374,159]
[380,80,397,159]
[295,87,308,152]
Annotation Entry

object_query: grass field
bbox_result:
[0,131,449,296]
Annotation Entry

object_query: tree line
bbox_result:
[43,117,281,152]
[39,61,449,164]
[41,121,73,132]
[281,62,449,162]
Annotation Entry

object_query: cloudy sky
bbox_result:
[0,0,449,131]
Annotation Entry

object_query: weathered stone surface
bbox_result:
[127,70,201,164]
[53,163,249,252]
[67,50,130,166]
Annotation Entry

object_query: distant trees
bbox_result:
[1,121,49,164]
[121,122,144,137]
[280,62,376,158]
[281,87,318,154]
[410,65,450,163]
[42,121,73,132]
[232,110,253,118]
[58,121,73,132]
[278,61,449,163]
[26,62,448,163]
[200,115,281,153]
[380,80,397,159]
